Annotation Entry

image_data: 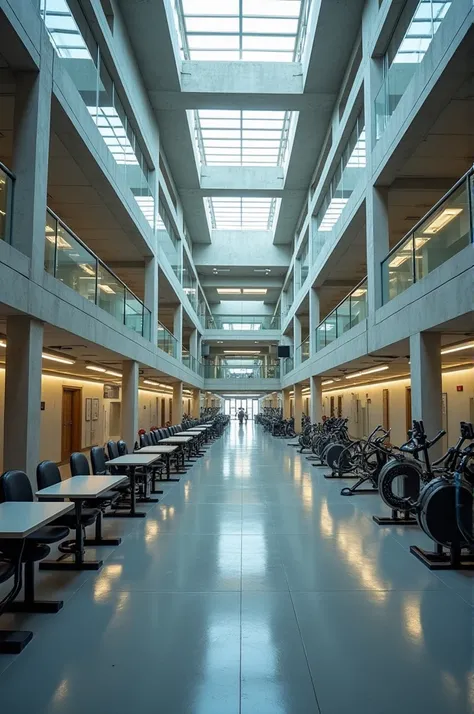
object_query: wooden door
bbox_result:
[337,396,343,418]
[169,398,172,423]
[61,387,82,461]
[330,396,335,417]
[405,387,412,435]
[161,399,166,426]
[382,389,390,431]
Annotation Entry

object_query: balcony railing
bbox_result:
[157,322,178,358]
[316,278,368,351]
[206,314,281,330]
[295,335,310,364]
[282,357,294,375]
[182,353,203,375]
[0,162,14,244]
[204,361,280,379]
[45,208,151,339]
[382,170,473,304]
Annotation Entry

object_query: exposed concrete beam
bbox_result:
[194,232,291,268]
[150,89,337,112]
[200,166,285,193]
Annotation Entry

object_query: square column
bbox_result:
[192,389,200,418]
[294,383,303,433]
[310,375,322,424]
[283,388,291,419]
[410,332,443,459]
[144,256,158,345]
[173,305,183,360]
[309,287,320,356]
[365,186,390,320]
[3,316,44,482]
[293,315,302,366]
[121,361,139,450]
[12,54,53,283]
[173,382,183,424]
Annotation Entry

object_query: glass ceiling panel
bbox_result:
[206,197,278,230]
[194,109,294,167]
[174,0,311,62]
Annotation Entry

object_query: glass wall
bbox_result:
[315,278,368,351]
[157,322,178,358]
[382,172,472,303]
[40,0,155,229]
[206,314,281,330]
[157,197,182,281]
[375,1,452,140]
[45,209,151,338]
[204,360,280,379]
[0,163,14,243]
[314,111,366,254]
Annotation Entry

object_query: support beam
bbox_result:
[192,388,200,418]
[410,332,443,460]
[309,288,320,357]
[121,361,139,450]
[173,305,183,359]
[173,382,183,424]
[310,376,322,424]
[144,256,158,345]
[365,186,389,320]
[3,316,43,482]
[294,383,303,434]
[283,388,291,420]
[293,315,302,366]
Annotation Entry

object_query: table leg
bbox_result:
[0,630,33,654]
[127,467,146,517]
[40,501,103,571]
[137,467,159,503]
[85,511,122,547]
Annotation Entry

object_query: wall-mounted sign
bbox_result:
[104,384,120,399]
[40,401,45,411]
[456,385,464,392]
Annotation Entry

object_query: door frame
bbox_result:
[61,386,82,462]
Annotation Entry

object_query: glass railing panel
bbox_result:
[157,324,177,357]
[336,298,351,336]
[324,313,337,346]
[301,337,310,362]
[55,225,97,302]
[124,290,143,336]
[97,264,125,323]
[143,308,151,340]
[44,212,57,274]
[316,324,326,351]
[0,164,14,243]
[382,237,414,303]
[350,281,368,326]
[414,180,470,282]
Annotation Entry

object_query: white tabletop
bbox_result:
[180,431,202,435]
[105,454,161,467]
[192,426,210,430]
[158,436,193,443]
[134,445,178,454]
[36,475,128,500]
[0,502,74,538]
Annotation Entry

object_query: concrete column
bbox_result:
[11,54,53,283]
[293,315,302,366]
[121,360,139,450]
[173,381,183,424]
[309,287,320,356]
[283,388,291,419]
[410,332,443,460]
[310,375,323,424]
[192,388,200,418]
[173,305,183,359]
[189,328,198,360]
[365,186,390,320]
[144,256,158,345]
[294,383,303,433]
[3,316,43,482]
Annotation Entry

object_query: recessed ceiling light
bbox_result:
[242,288,267,294]
[217,288,241,294]
[224,350,261,354]
[42,352,76,365]
[345,365,389,379]
[441,341,474,355]
[105,370,122,378]
[86,365,107,373]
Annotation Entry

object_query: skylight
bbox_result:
[174,0,311,62]
[206,197,277,230]
[194,110,293,166]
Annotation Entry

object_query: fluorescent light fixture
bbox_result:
[242,288,267,294]
[0,339,6,348]
[98,284,116,294]
[79,263,95,276]
[441,341,474,355]
[423,208,463,235]
[42,352,75,365]
[352,288,367,298]
[105,370,122,378]
[45,233,72,249]
[223,350,261,355]
[217,288,241,294]
[86,365,107,373]
[345,365,389,379]
[322,380,334,386]
[143,379,160,386]
[388,254,411,268]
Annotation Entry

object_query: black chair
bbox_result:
[36,461,99,552]
[0,557,32,654]
[117,440,128,456]
[149,430,158,445]
[0,470,69,614]
[140,433,151,448]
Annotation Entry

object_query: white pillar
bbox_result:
[293,315,302,366]
[283,388,291,419]
[366,186,390,320]
[11,54,53,283]
[294,383,303,433]
[309,287,320,356]
[173,381,183,424]
[3,316,43,483]
[310,375,323,424]
[173,305,183,360]
[144,256,158,344]
[121,360,139,449]
[410,332,443,459]
[192,388,200,418]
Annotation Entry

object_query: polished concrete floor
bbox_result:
[0,421,473,713]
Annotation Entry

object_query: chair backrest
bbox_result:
[176,425,183,432]
[148,431,157,445]
[90,447,108,475]
[117,440,128,456]
[163,428,171,437]
[0,470,33,502]
[70,452,90,477]
[140,433,150,448]
[36,461,61,496]
[107,441,119,461]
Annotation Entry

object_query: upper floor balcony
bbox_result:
[0,162,14,244]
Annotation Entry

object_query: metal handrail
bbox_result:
[157,321,177,342]
[0,161,15,181]
[46,207,146,309]
[384,168,474,260]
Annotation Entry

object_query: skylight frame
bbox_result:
[206,196,277,231]
[174,0,312,63]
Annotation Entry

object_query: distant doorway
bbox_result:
[61,387,82,462]
[405,387,412,435]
